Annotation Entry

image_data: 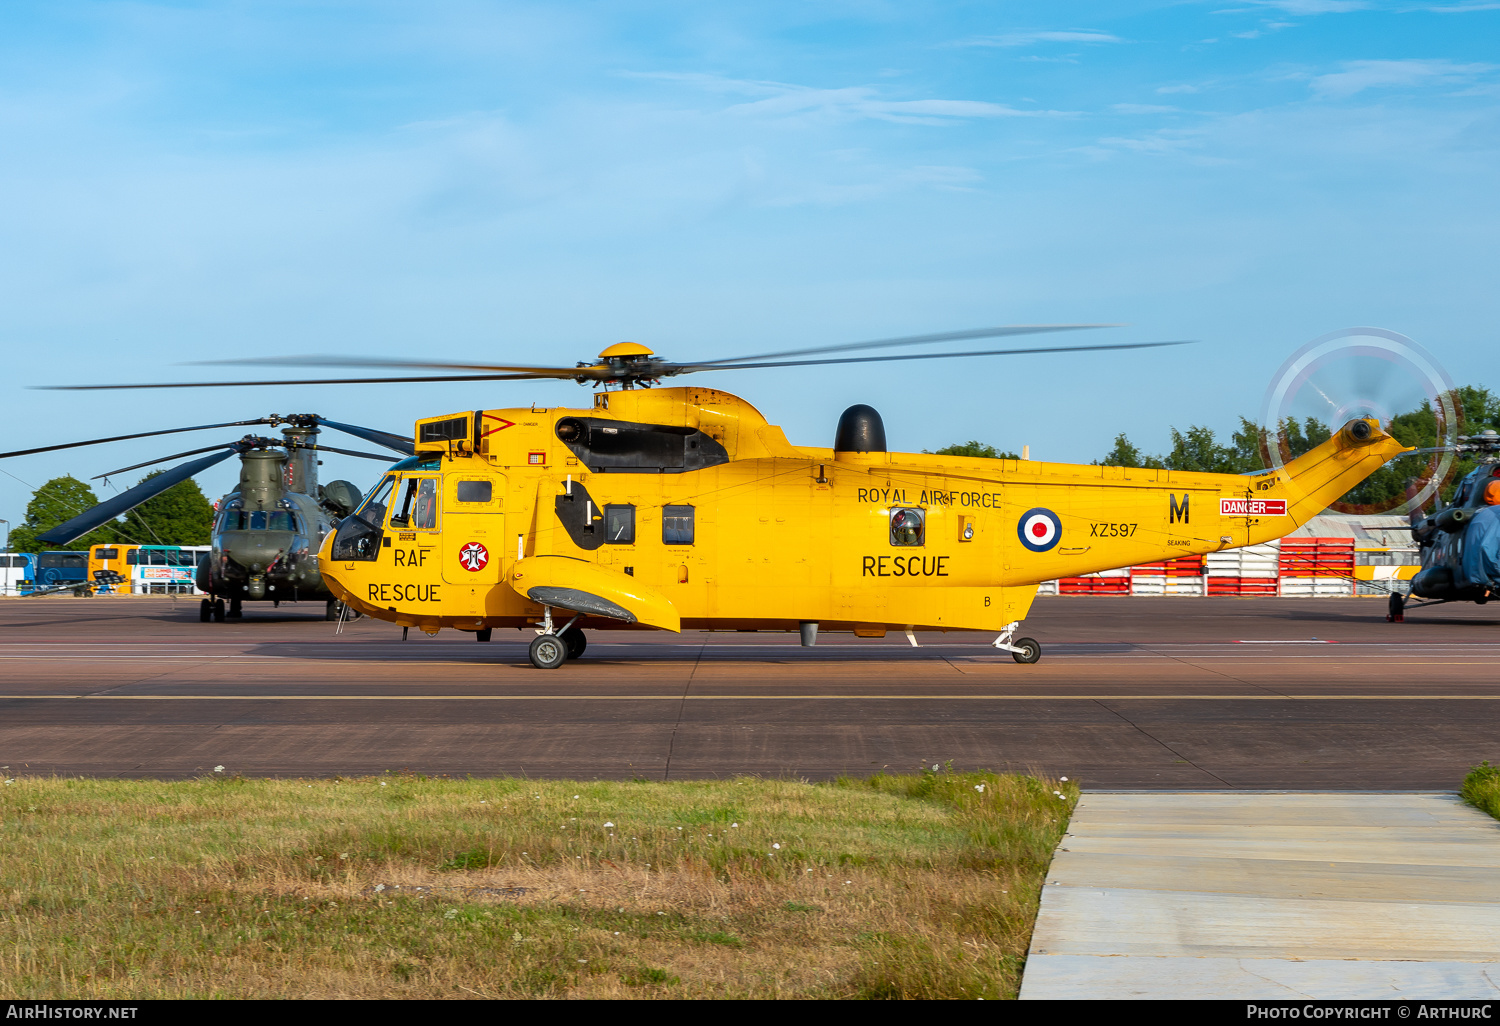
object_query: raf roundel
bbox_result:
[458,542,489,572]
[1017,508,1062,552]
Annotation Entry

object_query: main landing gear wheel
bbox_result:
[212,599,226,622]
[564,629,587,660]
[529,634,568,670]
[228,598,243,619]
[199,599,212,623]
[1011,638,1041,664]
[476,628,493,642]
[1387,591,1406,623]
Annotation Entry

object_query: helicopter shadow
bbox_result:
[1270,607,1500,628]
[237,635,1000,666]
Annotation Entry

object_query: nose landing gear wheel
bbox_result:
[528,634,568,669]
[476,628,493,642]
[563,629,587,659]
[1010,638,1041,664]
[200,599,212,623]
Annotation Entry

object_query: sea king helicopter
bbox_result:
[0,415,413,620]
[48,326,1416,667]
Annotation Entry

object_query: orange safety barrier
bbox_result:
[1059,576,1132,595]
[1207,576,1279,596]
[1278,538,1354,578]
[1131,555,1205,577]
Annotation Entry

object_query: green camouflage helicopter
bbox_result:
[1,415,411,620]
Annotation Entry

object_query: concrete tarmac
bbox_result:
[1,594,1498,785]
[1021,792,1500,999]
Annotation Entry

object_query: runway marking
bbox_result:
[3,694,1500,701]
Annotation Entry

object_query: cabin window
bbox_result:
[890,508,925,547]
[126,550,139,565]
[605,504,635,544]
[663,505,695,545]
[456,479,492,504]
[94,548,119,560]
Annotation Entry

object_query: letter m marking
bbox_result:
[1170,493,1189,524]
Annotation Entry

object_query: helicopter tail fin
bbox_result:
[1265,418,1411,528]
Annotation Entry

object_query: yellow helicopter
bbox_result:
[56,327,1411,667]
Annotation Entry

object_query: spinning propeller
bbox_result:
[0,415,414,546]
[1259,328,1457,516]
[37,324,1194,390]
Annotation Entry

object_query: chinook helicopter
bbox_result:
[1,415,412,621]
[47,325,1420,666]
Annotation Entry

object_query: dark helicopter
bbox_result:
[1390,429,1500,621]
[1,415,411,621]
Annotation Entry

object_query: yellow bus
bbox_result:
[88,544,138,593]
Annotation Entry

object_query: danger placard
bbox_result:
[1220,498,1288,516]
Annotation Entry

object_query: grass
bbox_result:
[0,769,1077,1000]
[1461,762,1500,821]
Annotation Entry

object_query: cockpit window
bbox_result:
[392,476,439,530]
[359,475,397,526]
[415,478,438,530]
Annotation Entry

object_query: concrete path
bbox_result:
[1020,792,1500,999]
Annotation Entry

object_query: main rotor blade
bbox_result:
[192,354,606,378]
[314,418,415,455]
[91,444,238,480]
[684,338,1195,373]
[38,372,570,390]
[37,449,240,545]
[296,442,400,462]
[0,419,271,460]
[682,324,1121,369]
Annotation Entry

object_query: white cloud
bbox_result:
[628,72,1069,124]
[1157,84,1203,94]
[1112,103,1182,114]
[1232,0,1369,12]
[952,30,1124,48]
[1310,59,1495,98]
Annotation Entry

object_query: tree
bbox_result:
[118,473,216,545]
[1094,433,1161,469]
[1091,384,1500,514]
[1339,386,1500,511]
[1162,425,1244,474]
[8,476,118,553]
[927,440,1021,460]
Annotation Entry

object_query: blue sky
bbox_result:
[2,0,1498,532]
